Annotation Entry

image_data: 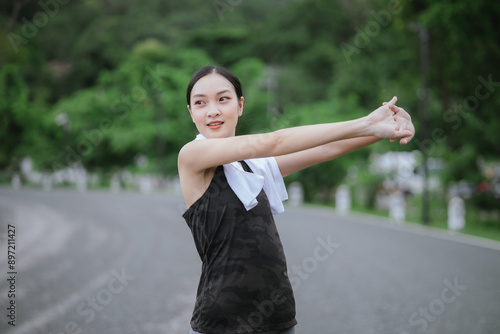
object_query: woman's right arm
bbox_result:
[178,119,363,172]
[178,96,412,173]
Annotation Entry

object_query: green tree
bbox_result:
[0,64,58,172]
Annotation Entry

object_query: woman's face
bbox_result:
[188,73,243,139]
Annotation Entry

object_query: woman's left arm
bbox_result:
[275,136,381,177]
[275,103,415,177]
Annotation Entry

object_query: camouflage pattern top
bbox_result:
[183,161,297,334]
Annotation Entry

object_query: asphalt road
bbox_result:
[0,187,499,334]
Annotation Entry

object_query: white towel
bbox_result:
[195,134,288,214]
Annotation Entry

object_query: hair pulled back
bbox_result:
[186,66,243,106]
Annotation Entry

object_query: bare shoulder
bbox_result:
[178,142,216,209]
[178,138,226,172]
[178,140,202,167]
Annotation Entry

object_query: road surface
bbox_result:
[0,187,499,334]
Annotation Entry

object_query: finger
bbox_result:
[394,106,407,115]
[395,107,411,120]
[389,104,401,114]
[392,129,413,140]
[405,132,415,143]
[386,96,397,108]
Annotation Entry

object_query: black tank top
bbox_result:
[182,161,297,334]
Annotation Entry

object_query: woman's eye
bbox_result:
[194,100,204,105]
[220,97,230,102]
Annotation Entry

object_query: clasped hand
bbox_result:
[366,96,415,145]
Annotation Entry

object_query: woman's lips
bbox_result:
[207,121,223,129]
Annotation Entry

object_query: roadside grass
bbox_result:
[309,193,500,243]
[350,195,500,242]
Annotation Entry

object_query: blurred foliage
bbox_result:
[1,0,499,210]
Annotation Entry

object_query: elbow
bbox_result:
[242,131,282,158]
[267,130,284,157]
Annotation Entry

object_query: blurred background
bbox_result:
[2,1,500,334]
[1,0,500,236]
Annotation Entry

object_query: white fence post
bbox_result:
[389,190,405,223]
[139,176,153,194]
[42,174,52,191]
[110,175,121,194]
[76,172,87,192]
[288,182,304,206]
[448,196,465,231]
[11,173,21,189]
[336,185,351,215]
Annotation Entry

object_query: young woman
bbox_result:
[178,66,415,334]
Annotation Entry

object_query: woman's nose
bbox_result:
[206,104,221,117]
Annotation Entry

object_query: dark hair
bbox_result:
[186,66,243,106]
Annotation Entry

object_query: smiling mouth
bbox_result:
[207,121,224,127]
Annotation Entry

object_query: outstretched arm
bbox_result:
[275,136,381,177]
[275,98,415,177]
[178,96,412,173]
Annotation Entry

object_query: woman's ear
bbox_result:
[187,105,195,123]
[238,97,244,117]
